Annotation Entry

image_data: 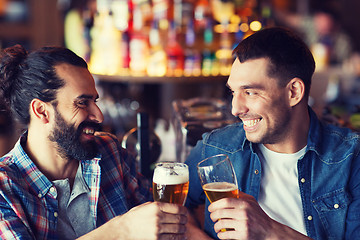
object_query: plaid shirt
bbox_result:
[0,132,151,239]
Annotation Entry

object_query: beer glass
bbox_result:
[197,154,239,232]
[197,154,239,203]
[152,162,189,205]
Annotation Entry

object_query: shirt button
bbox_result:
[50,187,56,192]
[307,215,313,221]
[54,212,58,218]
[37,193,42,198]
[254,169,259,175]
[334,204,339,209]
[301,178,306,183]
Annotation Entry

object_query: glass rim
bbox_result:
[197,153,230,169]
[155,162,188,168]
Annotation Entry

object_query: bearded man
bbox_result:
[0,45,187,240]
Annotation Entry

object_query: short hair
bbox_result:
[0,45,88,125]
[232,27,315,97]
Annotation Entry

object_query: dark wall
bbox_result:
[341,0,360,52]
[307,0,360,52]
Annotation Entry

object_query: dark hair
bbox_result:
[232,27,315,97]
[0,45,88,125]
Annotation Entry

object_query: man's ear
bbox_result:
[30,99,50,124]
[288,78,305,107]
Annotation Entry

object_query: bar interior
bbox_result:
[1,0,360,166]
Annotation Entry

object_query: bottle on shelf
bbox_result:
[120,31,130,75]
[194,0,211,30]
[129,3,149,76]
[88,10,123,76]
[147,20,167,76]
[184,20,201,76]
[174,0,194,31]
[153,0,170,30]
[201,18,216,76]
[166,21,184,76]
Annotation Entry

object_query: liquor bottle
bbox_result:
[201,18,217,76]
[111,0,131,31]
[120,31,130,75]
[184,20,201,76]
[174,0,194,31]
[153,0,170,30]
[194,0,211,30]
[147,20,167,76]
[88,10,123,75]
[129,4,149,76]
[214,30,233,75]
[166,21,184,76]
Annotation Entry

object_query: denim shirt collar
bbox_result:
[306,107,323,154]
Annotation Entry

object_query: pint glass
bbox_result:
[197,154,239,231]
[197,154,239,203]
[152,162,189,205]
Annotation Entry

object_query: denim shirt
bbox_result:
[185,108,360,240]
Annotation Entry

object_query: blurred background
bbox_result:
[1,0,360,163]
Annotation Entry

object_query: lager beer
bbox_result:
[202,182,239,203]
[197,154,239,232]
[152,162,189,205]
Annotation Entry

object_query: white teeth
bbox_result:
[83,128,95,135]
[243,119,261,127]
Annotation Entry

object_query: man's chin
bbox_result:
[67,140,98,161]
[245,132,263,144]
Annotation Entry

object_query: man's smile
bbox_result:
[242,118,262,128]
[82,127,95,135]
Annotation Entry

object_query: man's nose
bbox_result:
[89,104,104,124]
[231,93,248,117]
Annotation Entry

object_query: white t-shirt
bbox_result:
[257,144,307,235]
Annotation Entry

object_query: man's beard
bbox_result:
[49,109,100,161]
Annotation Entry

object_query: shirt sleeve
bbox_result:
[345,153,360,239]
[0,172,34,240]
[184,137,207,209]
[97,132,152,208]
[119,147,153,208]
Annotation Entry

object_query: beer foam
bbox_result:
[202,182,237,192]
[153,167,189,185]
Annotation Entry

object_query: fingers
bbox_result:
[158,202,188,215]
[213,218,243,233]
[217,230,242,239]
[210,208,248,223]
[160,211,188,225]
[153,202,188,236]
[208,194,254,211]
[159,233,187,240]
[159,223,187,234]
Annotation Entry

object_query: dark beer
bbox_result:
[202,182,239,203]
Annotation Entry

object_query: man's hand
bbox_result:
[78,202,187,240]
[118,202,187,240]
[208,193,311,240]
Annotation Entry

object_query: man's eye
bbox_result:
[245,91,256,96]
[77,100,89,107]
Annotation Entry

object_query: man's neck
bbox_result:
[25,128,79,182]
[264,104,310,154]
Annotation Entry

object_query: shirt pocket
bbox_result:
[312,188,351,239]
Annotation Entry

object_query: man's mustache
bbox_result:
[77,121,102,132]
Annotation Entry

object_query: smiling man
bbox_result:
[0,45,187,240]
[185,27,360,240]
